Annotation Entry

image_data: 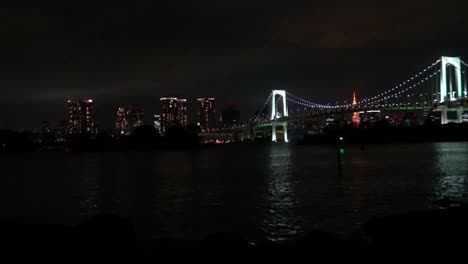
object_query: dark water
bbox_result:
[1,142,468,242]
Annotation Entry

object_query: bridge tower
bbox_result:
[270,90,288,142]
[438,57,465,124]
[440,56,463,102]
[270,90,288,120]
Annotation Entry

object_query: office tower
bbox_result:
[197,98,217,131]
[114,106,144,135]
[160,97,187,134]
[154,114,161,132]
[67,99,96,135]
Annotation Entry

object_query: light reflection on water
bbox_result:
[263,145,302,242]
[77,154,100,218]
[431,142,468,206]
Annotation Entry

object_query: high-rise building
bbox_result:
[81,99,95,134]
[221,105,240,127]
[160,97,187,134]
[67,99,96,135]
[115,107,128,135]
[154,114,161,132]
[114,106,144,135]
[126,107,143,130]
[67,101,80,134]
[197,98,216,131]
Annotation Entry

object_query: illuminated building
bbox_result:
[114,106,144,135]
[115,107,128,135]
[132,108,144,128]
[154,114,161,132]
[359,110,382,123]
[67,101,80,134]
[352,91,360,126]
[67,99,96,135]
[197,97,217,131]
[81,99,96,134]
[160,97,187,134]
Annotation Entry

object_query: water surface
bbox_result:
[1,142,467,242]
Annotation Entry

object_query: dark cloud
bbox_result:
[1,0,468,129]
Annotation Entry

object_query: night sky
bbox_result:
[2,0,468,130]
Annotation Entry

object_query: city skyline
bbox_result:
[2,1,468,130]
[2,95,244,132]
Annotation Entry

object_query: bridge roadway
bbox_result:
[254,104,434,126]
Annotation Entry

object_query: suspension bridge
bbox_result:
[248,56,468,142]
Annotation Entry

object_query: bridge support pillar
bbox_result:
[272,123,277,142]
[284,123,289,143]
[439,105,464,124]
[272,121,288,143]
[441,106,448,125]
[456,107,464,123]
